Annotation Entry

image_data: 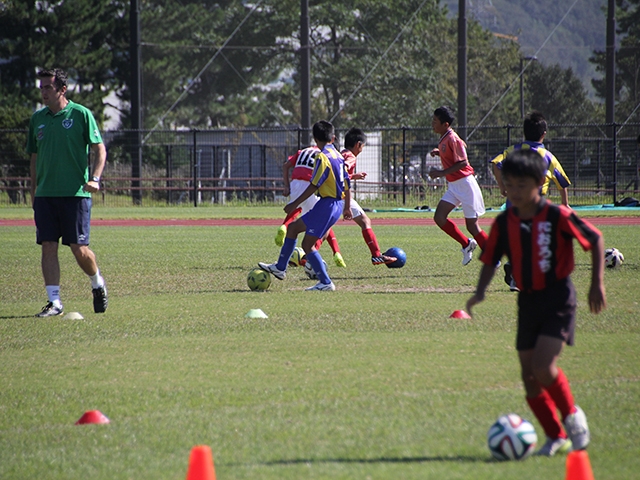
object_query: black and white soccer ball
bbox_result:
[304,259,328,280]
[487,413,537,461]
[604,247,624,269]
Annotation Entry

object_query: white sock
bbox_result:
[46,285,62,308]
[89,271,104,289]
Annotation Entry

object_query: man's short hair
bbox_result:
[344,127,366,149]
[502,148,547,184]
[37,68,68,92]
[434,106,455,125]
[312,120,335,143]
[523,111,547,142]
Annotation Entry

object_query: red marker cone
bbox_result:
[566,450,595,480]
[450,309,471,319]
[186,445,216,480]
[75,410,110,425]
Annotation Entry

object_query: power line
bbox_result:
[329,0,431,123]
[143,0,264,142]
[467,0,582,140]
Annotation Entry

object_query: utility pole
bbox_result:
[520,56,537,119]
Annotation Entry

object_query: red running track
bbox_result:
[2,217,640,227]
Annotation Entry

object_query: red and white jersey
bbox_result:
[288,146,320,182]
[340,149,357,178]
[438,128,475,182]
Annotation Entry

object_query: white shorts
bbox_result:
[288,179,318,215]
[350,197,365,219]
[441,175,486,218]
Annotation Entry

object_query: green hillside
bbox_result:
[444,0,606,99]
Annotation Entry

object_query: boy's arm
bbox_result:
[284,183,316,215]
[492,162,506,197]
[559,187,570,208]
[429,159,469,178]
[343,189,352,221]
[588,235,606,313]
[466,262,497,316]
[282,161,293,197]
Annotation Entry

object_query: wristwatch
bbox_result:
[91,176,100,182]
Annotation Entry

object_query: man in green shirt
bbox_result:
[27,68,108,317]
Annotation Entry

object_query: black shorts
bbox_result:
[34,197,92,246]
[516,277,576,351]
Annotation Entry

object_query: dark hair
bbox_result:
[502,148,547,184]
[523,111,547,142]
[312,120,335,143]
[37,68,68,92]
[434,106,455,125]
[344,127,366,149]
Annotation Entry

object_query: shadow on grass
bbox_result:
[0,315,37,319]
[229,454,491,467]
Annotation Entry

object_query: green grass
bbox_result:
[0,218,639,479]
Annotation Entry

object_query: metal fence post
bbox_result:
[612,123,618,203]
[402,127,407,205]
[192,129,198,207]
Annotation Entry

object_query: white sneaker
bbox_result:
[258,262,286,280]
[305,281,336,291]
[534,436,572,456]
[564,405,590,450]
[461,238,477,265]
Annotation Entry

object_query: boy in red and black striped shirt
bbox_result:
[466,149,606,456]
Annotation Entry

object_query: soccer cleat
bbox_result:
[509,277,520,292]
[258,262,286,280]
[305,281,336,291]
[534,436,572,457]
[274,225,287,247]
[92,284,108,313]
[36,302,63,318]
[371,255,397,265]
[333,252,347,268]
[564,405,590,450]
[461,238,477,266]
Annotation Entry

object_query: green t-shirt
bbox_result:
[27,100,103,197]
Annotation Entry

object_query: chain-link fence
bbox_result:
[2,124,639,209]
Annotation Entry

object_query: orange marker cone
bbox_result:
[566,450,595,480]
[75,410,110,425]
[186,445,216,480]
[450,309,471,319]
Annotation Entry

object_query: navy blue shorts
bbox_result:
[34,197,92,246]
[302,197,344,239]
[516,277,576,350]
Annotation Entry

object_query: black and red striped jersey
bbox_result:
[480,200,602,292]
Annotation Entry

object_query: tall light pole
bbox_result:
[520,55,537,119]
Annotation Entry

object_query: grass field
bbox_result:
[1,207,639,479]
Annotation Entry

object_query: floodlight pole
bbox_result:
[520,56,537,119]
[457,0,467,141]
[130,0,143,205]
[300,0,311,146]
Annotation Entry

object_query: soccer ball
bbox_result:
[604,247,624,269]
[487,413,538,461]
[383,247,407,268]
[304,258,327,279]
[247,268,271,291]
[289,247,306,267]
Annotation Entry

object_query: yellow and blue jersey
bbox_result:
[492,141,570,195]
[310,144,350,199]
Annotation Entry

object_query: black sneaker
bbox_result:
[92,284,108,313]
[36,302,64,317]
[503,262,520,292]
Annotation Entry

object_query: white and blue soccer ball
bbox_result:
[604,247,624,269]
[304,258,327,280]
[487,413,537,461]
